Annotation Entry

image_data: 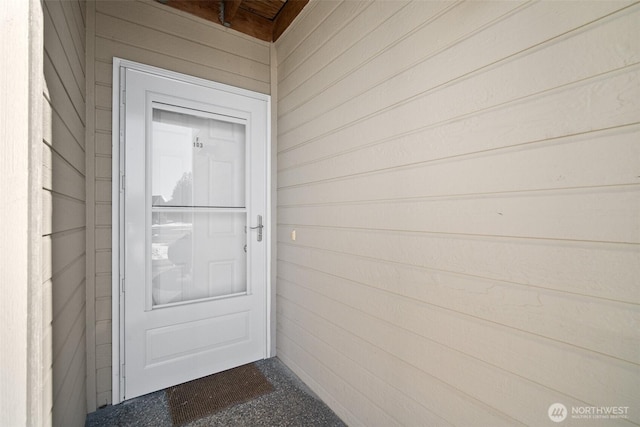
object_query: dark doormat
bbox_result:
[166,363,275,426]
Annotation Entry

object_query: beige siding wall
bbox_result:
[43,0,87,426]
[85,0,271,408]
[275,1,640,426]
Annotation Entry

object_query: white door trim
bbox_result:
[111,58,272,404]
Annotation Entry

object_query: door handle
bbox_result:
[249,215,263,242]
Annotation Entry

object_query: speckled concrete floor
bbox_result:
[85,358,346,427]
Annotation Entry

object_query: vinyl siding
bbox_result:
[275,1,640,426]
[85,0,271,408]
[43,0,87,426]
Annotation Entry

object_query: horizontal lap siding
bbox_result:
[87,0,271,406]
[275,1,640,426]
[43,1,87,426]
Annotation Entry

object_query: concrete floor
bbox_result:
[85,358,346,427]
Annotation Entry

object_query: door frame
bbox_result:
[111,58,272,404]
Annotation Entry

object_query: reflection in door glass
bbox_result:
[150,107,247,306]
[151,108,245,208]
[151,212,247,305]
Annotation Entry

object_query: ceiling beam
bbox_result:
[222,0,242,24]
[161,1,220,27]
[272,0,308,41]
[158,0,307,42]
[162,0,272,41]
[228,6,273,41]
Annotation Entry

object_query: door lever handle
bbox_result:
[249,215,263,242]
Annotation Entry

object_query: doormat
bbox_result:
[166,363,274,426]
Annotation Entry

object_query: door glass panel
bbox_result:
[151,108,245,208]
[151,211,247,305]
[150,107,247,306]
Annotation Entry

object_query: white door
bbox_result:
[120,67,269,400]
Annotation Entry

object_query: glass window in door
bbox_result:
[149,106,247,306]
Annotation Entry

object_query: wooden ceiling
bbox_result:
[156,0,309,42]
